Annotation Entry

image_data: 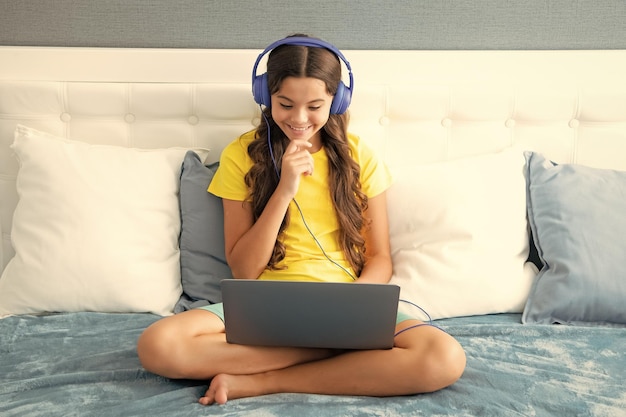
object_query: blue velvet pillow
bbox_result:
[522,152,626,326]
[174,151,232,313]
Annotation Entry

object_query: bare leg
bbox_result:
[137,311,465,406]
[137,309,337,379]
[199,320,466,405]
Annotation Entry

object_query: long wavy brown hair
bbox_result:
[245,36,369,276]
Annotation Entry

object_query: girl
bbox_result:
[137,35,465,406]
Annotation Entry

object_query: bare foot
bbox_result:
[198,373,264,406]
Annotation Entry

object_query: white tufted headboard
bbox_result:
[1,47,626,272]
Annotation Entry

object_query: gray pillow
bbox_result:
[174,151,232,313]
[522,151,626,326]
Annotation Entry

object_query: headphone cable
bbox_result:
[262,108,356,281]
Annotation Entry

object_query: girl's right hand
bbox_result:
[277,139,314,199]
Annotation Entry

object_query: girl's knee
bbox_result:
[137,322,166,369]
[399,324,466,392]
[137,318,186,377]
[436,333,466,388]
[421,328,466,391]
[137,310,224,379]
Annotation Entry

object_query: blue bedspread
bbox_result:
[1,312,624,417]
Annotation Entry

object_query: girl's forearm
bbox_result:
[227,189,293,279]
[355,253,393,284]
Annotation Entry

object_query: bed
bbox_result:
[0,47,625,417]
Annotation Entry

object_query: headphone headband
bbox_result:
[251,36,354,114]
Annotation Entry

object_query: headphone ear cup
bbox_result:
[330,81,351,115]
[252,73,271,107]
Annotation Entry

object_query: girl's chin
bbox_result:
[286,133,314,142]
[288,135,312,142]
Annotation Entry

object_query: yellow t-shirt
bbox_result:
[208,130,392,282]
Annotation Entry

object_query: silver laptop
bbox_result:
[221,279,400,350]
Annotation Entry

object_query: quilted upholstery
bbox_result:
[1,48,626,271]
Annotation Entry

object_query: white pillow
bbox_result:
[0,218,3,272]
[388,147,536,320]
[0,125,204,317]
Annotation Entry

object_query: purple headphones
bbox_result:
[251,36,354,115]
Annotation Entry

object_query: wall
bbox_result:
[1,0,625,50]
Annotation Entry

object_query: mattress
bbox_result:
[1,311,624,417]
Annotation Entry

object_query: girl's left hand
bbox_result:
[278,139,314,199]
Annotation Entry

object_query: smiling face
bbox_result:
[270,76,333,151]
